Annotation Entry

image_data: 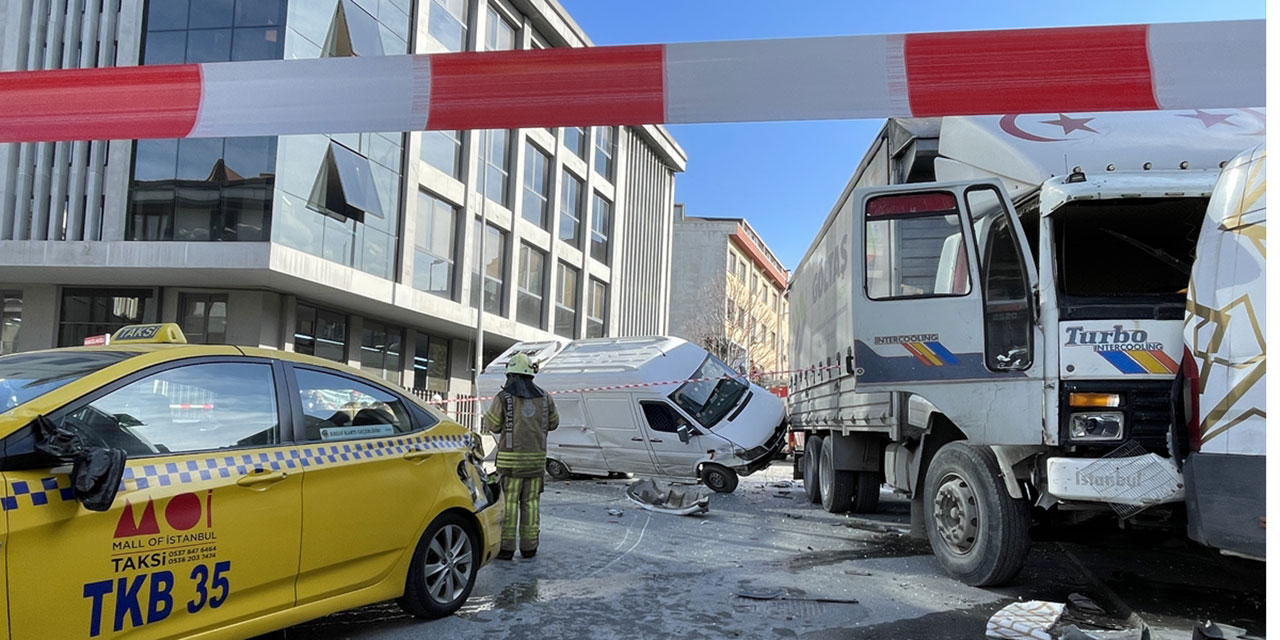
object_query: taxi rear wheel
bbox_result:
[399,512,479,619]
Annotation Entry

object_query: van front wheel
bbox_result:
[701,464,739,493]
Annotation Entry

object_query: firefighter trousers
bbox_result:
[501,475,543,553]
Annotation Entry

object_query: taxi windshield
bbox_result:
[668,355,748,428]
[0,351,135,412]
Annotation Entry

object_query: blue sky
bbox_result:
[557,0,1265,270]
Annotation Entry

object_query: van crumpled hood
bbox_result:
[712,386,785,448]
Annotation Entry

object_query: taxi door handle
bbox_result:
[404,450,435,461]
[236,470,287,488]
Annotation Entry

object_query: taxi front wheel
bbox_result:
[399,512,480,619]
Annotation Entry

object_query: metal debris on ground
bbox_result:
[782,512,804,519]
[1056,625,1101,640]
[985,600,1065,640]
[734,588,858,605]
[1193,621,1260,640]
[625,478,711,516]
[1067,593,1107,616]
[605,508,624,517]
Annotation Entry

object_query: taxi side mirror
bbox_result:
[677,425,692,445]
[31,415,126,512]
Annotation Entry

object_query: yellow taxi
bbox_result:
[0,324,502,639]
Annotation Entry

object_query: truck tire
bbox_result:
[701,463,739,493]
[820,435,854,513]
[923,442,1030,587]
[803,435,824,504]
[850,470,881,513]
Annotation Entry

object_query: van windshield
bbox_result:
[0,350,136,412]
[668,355,748,428]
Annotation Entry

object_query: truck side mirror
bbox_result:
[677,425,691,444]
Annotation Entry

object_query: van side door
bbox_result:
[636,400,722,478]
[583,396,659,475]
[850,182,1046,445]
[545,395,610,475]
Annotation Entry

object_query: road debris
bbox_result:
[1067,593,1107,616]
[985,601,1065,640]
[625,478,710,515]
[605,508,624,517]
[1056,625,1101,640]
[782,512,804,519]
[734,588,859,605]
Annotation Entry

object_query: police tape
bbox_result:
[422,364,842,411]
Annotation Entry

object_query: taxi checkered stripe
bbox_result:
[3,433,471,512]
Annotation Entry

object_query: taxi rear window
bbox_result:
[0,351,136,412]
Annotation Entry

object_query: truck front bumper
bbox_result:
[1044,453,1184,506]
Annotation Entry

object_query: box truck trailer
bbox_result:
[787,111,1264,585]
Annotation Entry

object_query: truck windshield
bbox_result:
[0,351,135,412]
[1054,198,1206,318]
[668,355,749,428]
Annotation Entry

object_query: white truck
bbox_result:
[787,111,1265,585]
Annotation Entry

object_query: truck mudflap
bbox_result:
[738,422,789,476]
[1043,453,1184,506]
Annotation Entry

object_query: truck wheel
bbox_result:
[701,463,739,493]
[820,435,854,513]
[546,459,571,480]
[923,442,1030,586]
[803,435,824,503]
[850,471,881,513]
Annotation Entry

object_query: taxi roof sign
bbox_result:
[110,323,188,345]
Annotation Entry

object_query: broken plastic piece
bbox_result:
[734,588,858,605]
[1067,593,1107,616]
[1056,625,1101,640]
[625,478,710,515]
[606,508,624,517]
[985,601,1065,640]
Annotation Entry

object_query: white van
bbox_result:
[480,336,787,493]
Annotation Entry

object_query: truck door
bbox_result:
[851,182,1045,444]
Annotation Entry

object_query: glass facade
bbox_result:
[559,171,583,246]
[179,292,228,344]
[594,126,615,181]
[479,129,511,208]
[414,191,457,298]
[564,127,587,160]
[294,303,348,362]
[555,262,578,338]
[522,142,551,228]
[471,221,507,315]
[517,244,546,328]
[421,129,463,179]
[1,292,20,355]
[272,0,408,279]
[427,0,467,51]
[360,319,403,383]
[129,0,287,242]
[590,193,611,264]
[412,334,451,394]
[586,279,606,338]
[58,288,157,347]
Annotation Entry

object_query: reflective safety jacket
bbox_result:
[484,391,559,478]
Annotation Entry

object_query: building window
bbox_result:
[521,142,551,228]
[485,5,515,51]
[360,319,403,383]
[58,288,157,347]
[421,129,463,179]
[559,170,584,247]
[309,142,384,223]
[427,0,468,51]
[586,279,607,338]
[1,292,21,354]
[517,244,547,328]
[294,303,347,363]
[726,251,735,275]
[594,126,615,181]
[413,334,451,394]
[414,191,458,299]
[564,127,587,160]
[555,262,579,339]
[471,221,507,315]
[479,129,511,207]
[129,0,286,243]
[751,272,759,297]
[590,193,611,264]
[179,293,228,344]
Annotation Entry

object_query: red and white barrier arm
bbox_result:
[0,20,1261,143]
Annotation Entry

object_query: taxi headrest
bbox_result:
[110,323,188,345]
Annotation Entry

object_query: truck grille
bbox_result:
[1060,381,1187,457]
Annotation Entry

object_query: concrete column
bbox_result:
[402,329,419,390]
[14,284,57,351]
[345,315,364,370]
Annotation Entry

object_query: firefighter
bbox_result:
[484,353,559,559]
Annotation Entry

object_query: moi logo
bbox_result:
[114,492,212,539]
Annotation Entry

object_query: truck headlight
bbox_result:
[1069,412,1124,441]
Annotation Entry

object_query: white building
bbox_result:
[0,0,686,403]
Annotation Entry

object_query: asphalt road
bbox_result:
[279,463,1265,639]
